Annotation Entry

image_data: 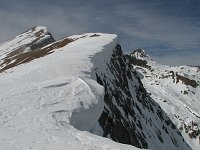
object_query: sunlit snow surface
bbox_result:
[0,32,141,150]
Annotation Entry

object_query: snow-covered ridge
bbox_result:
[0,28,142,149]
[130,49,200,150]
[0,27,193,150]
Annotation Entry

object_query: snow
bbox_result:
[132,50,200,150]
[0,32,142,150]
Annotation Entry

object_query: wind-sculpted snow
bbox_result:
[0,30,140,150]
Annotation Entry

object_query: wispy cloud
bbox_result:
[0,0,199,65]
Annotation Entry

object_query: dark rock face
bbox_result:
[126,55,152,71]
[95,44,190,149]
[29,32,55,51]
[97,45,147,148]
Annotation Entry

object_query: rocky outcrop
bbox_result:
[0,38,73,72]
[176,73,198,88]
[95,45,190,149]
[0,27,75,72]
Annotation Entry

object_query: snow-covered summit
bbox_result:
[0,26,55,72]
[130,49,152,60]
[0,26,52,52]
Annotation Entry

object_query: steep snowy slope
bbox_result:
[0,30,139,150]
[129,49,200,150]
[0,27,191,150]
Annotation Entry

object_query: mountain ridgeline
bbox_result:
[0,27,198,149]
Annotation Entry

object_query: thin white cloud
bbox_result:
[0,0,199,65]
[113,3,200,50]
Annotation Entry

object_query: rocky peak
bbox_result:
[0,26,55,53]
[130,48,151,60]
[27,26,56,51]
[0,26,57,72]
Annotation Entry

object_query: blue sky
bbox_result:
[0,0,200,65]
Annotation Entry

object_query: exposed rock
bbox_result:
[176,73,199,88]
[0,28,74,73]
[96,45,190,149]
